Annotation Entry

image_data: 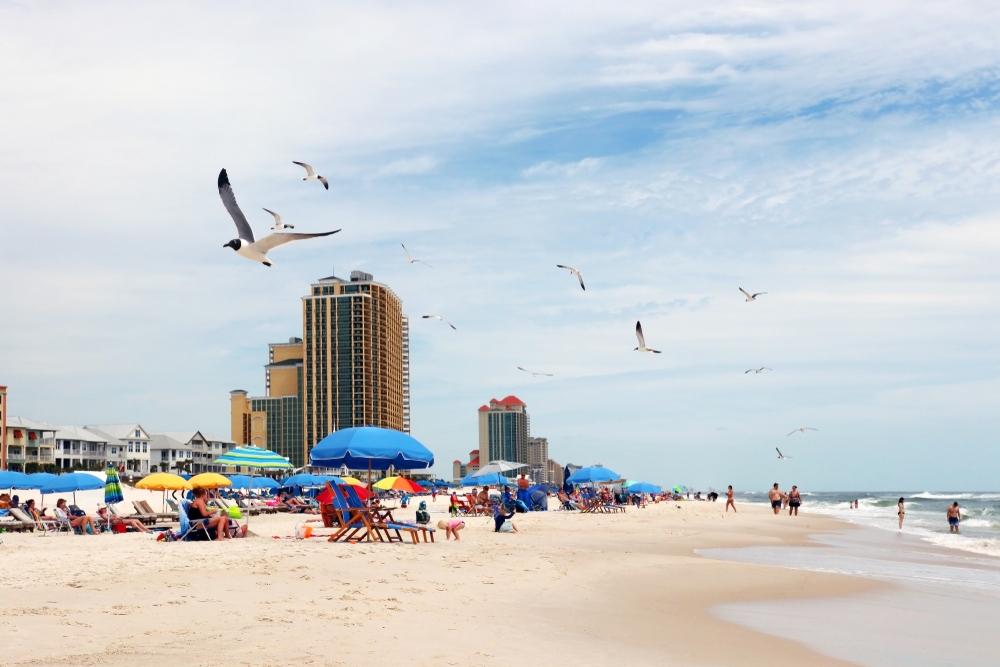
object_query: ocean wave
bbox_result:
[910,492,1000,500]
[923,533,1000,558]
[960,519,998,528]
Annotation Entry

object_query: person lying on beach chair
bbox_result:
[558,489,582,510]
[96,506,150,533]
[280,493,318,514]
[56,499,97,535]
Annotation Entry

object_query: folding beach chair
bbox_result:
[339,485,434,544]
[178,501,216,541]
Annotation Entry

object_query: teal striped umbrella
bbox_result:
[213,446,292,470]
[105,465,124,506]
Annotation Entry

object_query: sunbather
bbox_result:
[96,507,150,532]
[56,499,97,535]
[437,519,465,541]
[558,489,582,510]
[188,487,231,540]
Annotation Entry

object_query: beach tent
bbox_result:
[527,484,550,511]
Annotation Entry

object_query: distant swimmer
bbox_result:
[898,497,905,529]
[768,483,784,515]
[726,485,736,513]
[788,485,802,516]
[947,502,961,533]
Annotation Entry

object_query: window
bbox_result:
[81,443,87,452]
[135,430,140,437]
[143,444,147,453]
[128,444,134,452]
[111,447,117,454]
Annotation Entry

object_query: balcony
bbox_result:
[24,453,56,462]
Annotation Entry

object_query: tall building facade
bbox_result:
[452,448,481,482]
[477,396,529,464]
[232,270,410,468]
[0,385,6,470]
[527,436,548,483]
[303,270,409,451]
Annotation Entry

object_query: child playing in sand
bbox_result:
[437,519,465,540]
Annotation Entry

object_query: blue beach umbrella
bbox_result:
[25,472,60,489]
[280,473,327,488]
[227,475,282,490]
[310,427,434,472]
[625,483,662,495]
[0,470,31,489]
[39,472,105,506]
[104,466,124,506]
[461,472,511,487]
[566,466,621,484]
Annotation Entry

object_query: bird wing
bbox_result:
[776,448,782,456]
[415,259,434,268]
[444,319,456,330]
[318,176,329,190]
[650,349,661,353]
[763,367,772,371]
[517,367,533,374]
[635,321,646,348]
[577,273,586,290]
[218,169,255,243]
[250,230,340,254]
[787,430,797,436]
[753,292,768,298]
[262,208,281,225]
[402,244,413,261]
[805,427,817,431]
[745,369,753,374]
[293,161,316,177]
[556,264,577,272]
[422,315,437,319]
[739,287,751,298]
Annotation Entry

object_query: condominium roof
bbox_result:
[83,427,127,447]
[6,416,58,433]
[265,358,303,370]
[52,425,109,444]
[203,434,236,445]
[155,431,206,445]
[84,424,149,440]
[149,433,189,451]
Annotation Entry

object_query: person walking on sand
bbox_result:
[788,486,802,516]
[768,483,784,515]
[726,485,737,513]
[947,502,961,533]
[437,518,465,540]
[898,497,905,529]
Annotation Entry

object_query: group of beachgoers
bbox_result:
[0,493,152,534]
[765,483,804,516]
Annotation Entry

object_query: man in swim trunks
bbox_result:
[947,502,961,533]
[788,485,802,516]
[726,485,737,513]
[768,483,784,515]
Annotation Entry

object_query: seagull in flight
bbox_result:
[517,367,553,378]
[740,287,767,302]
[776,448,792,460]
[787,427,818,436]
[556,265,585,291]
[745,367,773,374]
[263,208,294,230]
[634,321,661,353]
[218,169,339,267]
[402,244,432,268]
[422,315,456,330]
[292,161,329,190]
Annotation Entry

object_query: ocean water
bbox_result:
[733,490,1000,558]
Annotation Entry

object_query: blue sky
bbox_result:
[2,1,999,490]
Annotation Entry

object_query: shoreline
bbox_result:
[1,494,888,666]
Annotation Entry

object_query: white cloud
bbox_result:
[522,157,601,178]
[377,155,439,176]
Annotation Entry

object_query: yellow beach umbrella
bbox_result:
[188,473,231,488]
[341,476,364,486]
[136,473,193,513]
[136,473,192,490]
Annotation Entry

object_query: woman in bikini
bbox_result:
[898,497,905,529]
[725,485,737,513]
[787,486,802,516]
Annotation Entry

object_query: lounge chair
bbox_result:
[129,501,162,525]
[15,507,68,535]
[138,500,177,521]
[5,508,36,532]
[336,484,434,544]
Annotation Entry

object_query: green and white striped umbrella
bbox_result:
[105,466,124,505]
[213,446,292,469]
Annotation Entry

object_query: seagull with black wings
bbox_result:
[634,321,661,354]
[218,169,338,267]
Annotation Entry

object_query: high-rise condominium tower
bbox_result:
[303,270,410,451]
[477,396,529,464]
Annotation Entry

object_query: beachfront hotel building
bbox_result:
[4,416,56,472]
[527,436,548,483]
[85,424,152,474]
[230,269,410,468]
[453,448,481,482]
[478,396,530,464]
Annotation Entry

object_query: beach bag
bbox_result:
[415,510,430,524]
[112,520,127,534]
[226,506,243,520]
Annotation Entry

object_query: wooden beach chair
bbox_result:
[339,485,434,543]
[138,500,176,521]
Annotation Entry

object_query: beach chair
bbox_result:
[18,507,67,535]
[129,501,161,524]
[0,511,32,532]
[339,485,434,544]
[138,500,177,521]
[6,508,36,532]
[178,501,217,541]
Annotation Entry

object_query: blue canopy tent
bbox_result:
[527,484,550,511]
[280,473,341,488]
[625,482,662,495]
[309,427,434,486]
[566,466,621,485]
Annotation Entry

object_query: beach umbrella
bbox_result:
[373,476,424,493]
[625,483,661,495]
[226,475,281,490]
[473,460,526,477]
[461,471,511,487]
[563,465,573,493]
[340,476,364,486]
[137,473,193,512]
[433,481,455,488]
[39,472,106,506]
[188,473,232,488]
[0,470,31,489]
[25,472,60,488]
[309,427,434,487]
[104,465,124,507]
[622,480,639,488]
[671,486,686,494]
[567,466,620,484]
[280,473,332,488]
[213,446,292,531]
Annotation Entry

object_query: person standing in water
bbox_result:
[725,485,737,513]
[897,497,905,529]
[947,502,962,533]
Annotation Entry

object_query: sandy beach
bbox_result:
[1,491,880,667]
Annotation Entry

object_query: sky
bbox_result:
[1,1,999,491]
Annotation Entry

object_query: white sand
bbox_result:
[1,492,876,666]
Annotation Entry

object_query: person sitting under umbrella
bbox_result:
[188,487,232,540]
[55,498,97,535]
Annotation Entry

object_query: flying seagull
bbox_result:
[292,161,329,190]
[263,208,294,230]
[740,287,767,302]
[422,315,456,330]
[218,169,339,267]
[776,448,792,460]
[556,265,585,291]
[402,244,433,268]
[745,367,773,374]
[787,427,818,436]
[517,367,554,378]
[634,321,661,353]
